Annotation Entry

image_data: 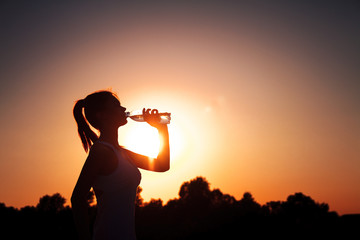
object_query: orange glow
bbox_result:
[0,2,359,216]
[123,123,160,158]
[122,122,184,161]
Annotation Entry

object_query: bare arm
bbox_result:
[71,144,110,240]
[126,109,170,172]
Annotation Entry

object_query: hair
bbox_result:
[73,90,119,152]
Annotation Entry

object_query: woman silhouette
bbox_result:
[71,91,170,240]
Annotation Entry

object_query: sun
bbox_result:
[123,123,160,158]
[122,122,184,161]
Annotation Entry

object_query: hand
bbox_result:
[142,108,166,129]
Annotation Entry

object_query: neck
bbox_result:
[99,127,119,146]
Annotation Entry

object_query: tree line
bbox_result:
[0,176,359,239]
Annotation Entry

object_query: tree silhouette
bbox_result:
[179,177,210,199]
[144,198,163,209]
[210,188,236,208]
[1,176,358,240]
[179,176,212,210]
[135,186,144,207]
[33,193,75,240]
[266,201,282,214]
[36,193,66,213]
[237,192,262,216]
[284,192,329,216]
[281,192,332,230]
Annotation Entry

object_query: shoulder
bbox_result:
[88,142,114,161]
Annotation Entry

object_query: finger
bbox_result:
[146,108,151,115]
[151,109,159,115]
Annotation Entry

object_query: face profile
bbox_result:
[97,96,128,129]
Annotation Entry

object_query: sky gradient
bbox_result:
[1,1,359,214]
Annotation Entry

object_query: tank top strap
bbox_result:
[95,141,137,169]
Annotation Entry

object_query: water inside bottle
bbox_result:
[126,110,171,124]
[129,114,144,122]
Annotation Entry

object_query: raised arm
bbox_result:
[125,109,170,172]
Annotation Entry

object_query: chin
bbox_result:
[120,119,128,126]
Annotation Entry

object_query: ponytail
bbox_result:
[73,99,99,152]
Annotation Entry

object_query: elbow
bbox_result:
[151,156,170,172]
[156,164,170,173]
[157,168,169,173]
[162,165,170,172]
[154,155,170,172]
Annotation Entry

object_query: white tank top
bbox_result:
[92,141,141,240]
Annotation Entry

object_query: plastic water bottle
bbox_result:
[126,109,171,124]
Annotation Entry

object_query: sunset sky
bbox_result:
[1,1,359,214]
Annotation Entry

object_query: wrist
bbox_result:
[157,124,168,130]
